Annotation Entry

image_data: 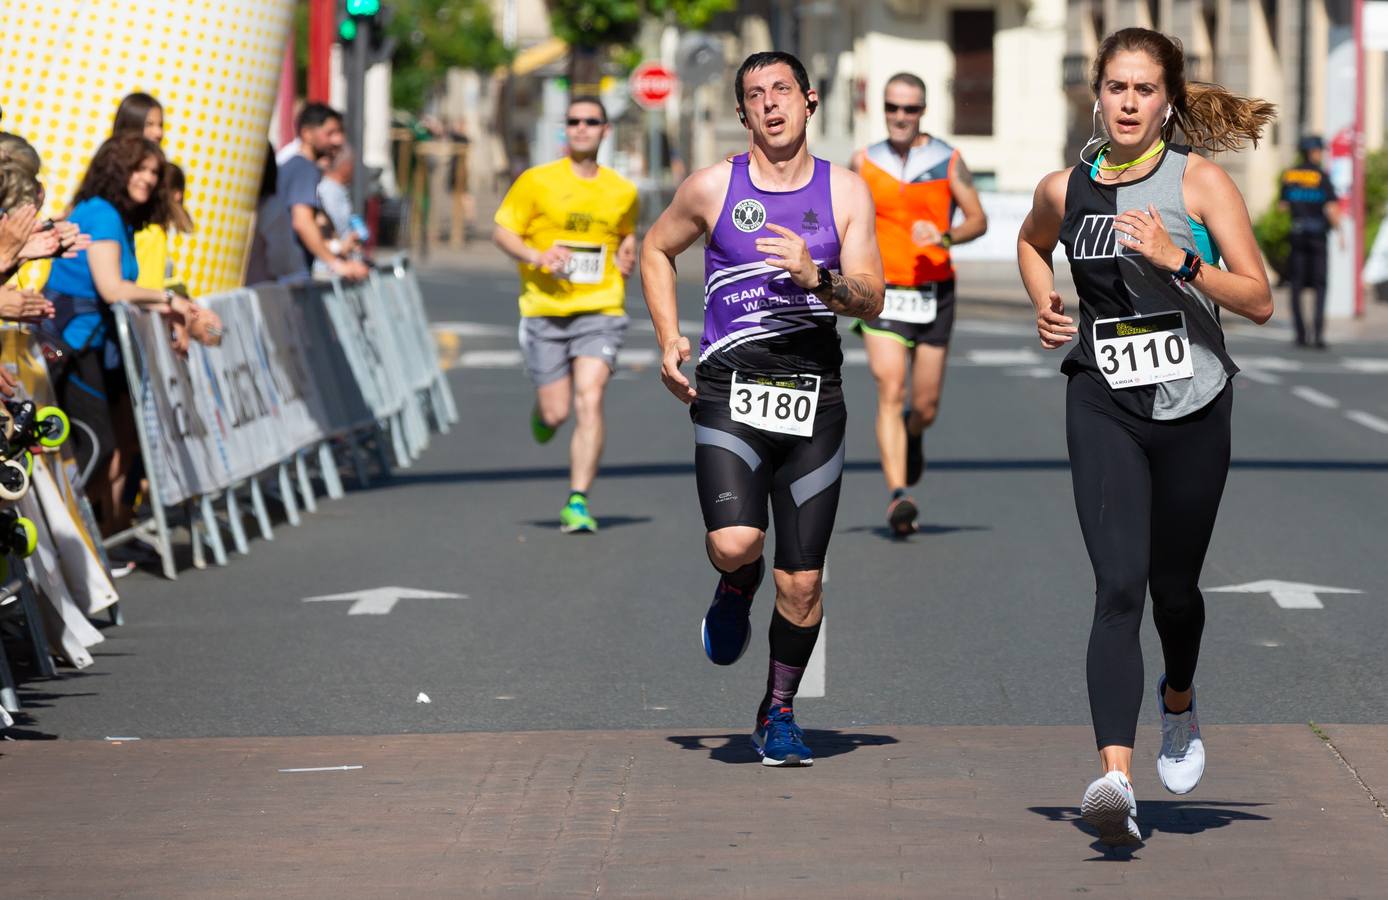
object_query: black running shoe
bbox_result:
[904,411,924,486]
[887,494,918,537]
[701,559,764,665]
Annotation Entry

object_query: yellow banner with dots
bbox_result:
[0,0,293,298]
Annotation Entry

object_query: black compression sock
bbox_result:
[891,487,907,501]
[718,558,763,592]
[757,608,822,722]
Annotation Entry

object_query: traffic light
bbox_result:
[337,0,395,62]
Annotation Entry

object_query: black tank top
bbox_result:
[1059,145,1238,420]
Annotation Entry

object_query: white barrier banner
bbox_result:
[122,261,450,511]
[129,307,228,505]
[129,290,331,505]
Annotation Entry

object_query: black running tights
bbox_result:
[1066,374,1232,749]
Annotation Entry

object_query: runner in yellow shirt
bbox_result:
[493,96,639,533]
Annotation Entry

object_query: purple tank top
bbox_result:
[701,154,842,375]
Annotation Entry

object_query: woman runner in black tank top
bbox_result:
[1017,28,1274,847]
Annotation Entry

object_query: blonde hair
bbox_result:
[1092,28,1276,152]
[0,132,42,210]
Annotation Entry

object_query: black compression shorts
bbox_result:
[689,366,846,572]
[853,279,956,348]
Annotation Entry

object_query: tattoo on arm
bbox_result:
[821,272,880,318]
[955,158,975,189]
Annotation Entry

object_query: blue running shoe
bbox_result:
[700,560,763,665]
[752,706,814,767]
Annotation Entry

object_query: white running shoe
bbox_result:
[1156,676,1205,795]
[1081,770,1142,845]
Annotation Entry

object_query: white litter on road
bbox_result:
[416,692,431,704]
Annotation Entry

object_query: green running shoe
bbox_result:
[559,493,597,533]
[531,405,557,444]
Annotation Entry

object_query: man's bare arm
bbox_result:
[816,169,884,319]
[946,155,988,245]
[641,168,719,347]
[641,166,724,402]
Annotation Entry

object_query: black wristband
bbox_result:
[1172,248,1201,283]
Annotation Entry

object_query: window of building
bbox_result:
[951,9,996,136]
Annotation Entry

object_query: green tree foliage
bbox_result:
[548,0,734,51]
[1256,149,1388,279]
[290,1,510,112]
[388,0,512,111]
[548,0,732,92]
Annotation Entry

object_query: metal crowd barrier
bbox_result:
[110,253,457,580]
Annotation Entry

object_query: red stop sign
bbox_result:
[630,62,677,110]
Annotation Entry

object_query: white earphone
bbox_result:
[1095,99,1172,124]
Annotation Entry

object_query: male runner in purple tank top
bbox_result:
[641,51,884,767]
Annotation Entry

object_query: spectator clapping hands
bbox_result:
[0,285,54,322]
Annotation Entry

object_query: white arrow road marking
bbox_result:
[1291,386,1340,409]
[1345,410,1388,435]
[1207,580,1363,610]
[303,587,467,615]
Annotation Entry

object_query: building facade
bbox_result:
[1064,0,1380,214]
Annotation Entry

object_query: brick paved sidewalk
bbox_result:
[2,724,1385,897]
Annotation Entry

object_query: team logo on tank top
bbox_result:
[732,198,767,232]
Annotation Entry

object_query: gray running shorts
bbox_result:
[518,314,629,386]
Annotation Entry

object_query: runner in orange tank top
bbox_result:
[850,73,987,536]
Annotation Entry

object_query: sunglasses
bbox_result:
[566,117,605,127]
[884,103,924,115]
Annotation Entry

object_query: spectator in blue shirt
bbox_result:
[276,102,367,282]
[44,133,197,532]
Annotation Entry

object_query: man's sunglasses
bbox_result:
[566,117,605,127]
[884,103,924,115]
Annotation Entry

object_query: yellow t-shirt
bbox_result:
[134,223,180,291]
[494,158,639,318]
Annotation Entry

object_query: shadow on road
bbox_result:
[842,523,992,541]
[1028,800,1271,858]
[526,516,654,531]
[381,457,1388,487]
[666,730,901,765]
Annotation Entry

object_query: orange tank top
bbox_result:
[859,138,958,285]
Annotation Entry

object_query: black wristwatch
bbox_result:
[814,264,833,294]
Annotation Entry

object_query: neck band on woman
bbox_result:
[1097,141,1165,173]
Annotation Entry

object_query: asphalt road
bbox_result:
[11,257,1388,741]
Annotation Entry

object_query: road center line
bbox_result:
[1291,386,1340,409]
[1345,410,1388,434]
